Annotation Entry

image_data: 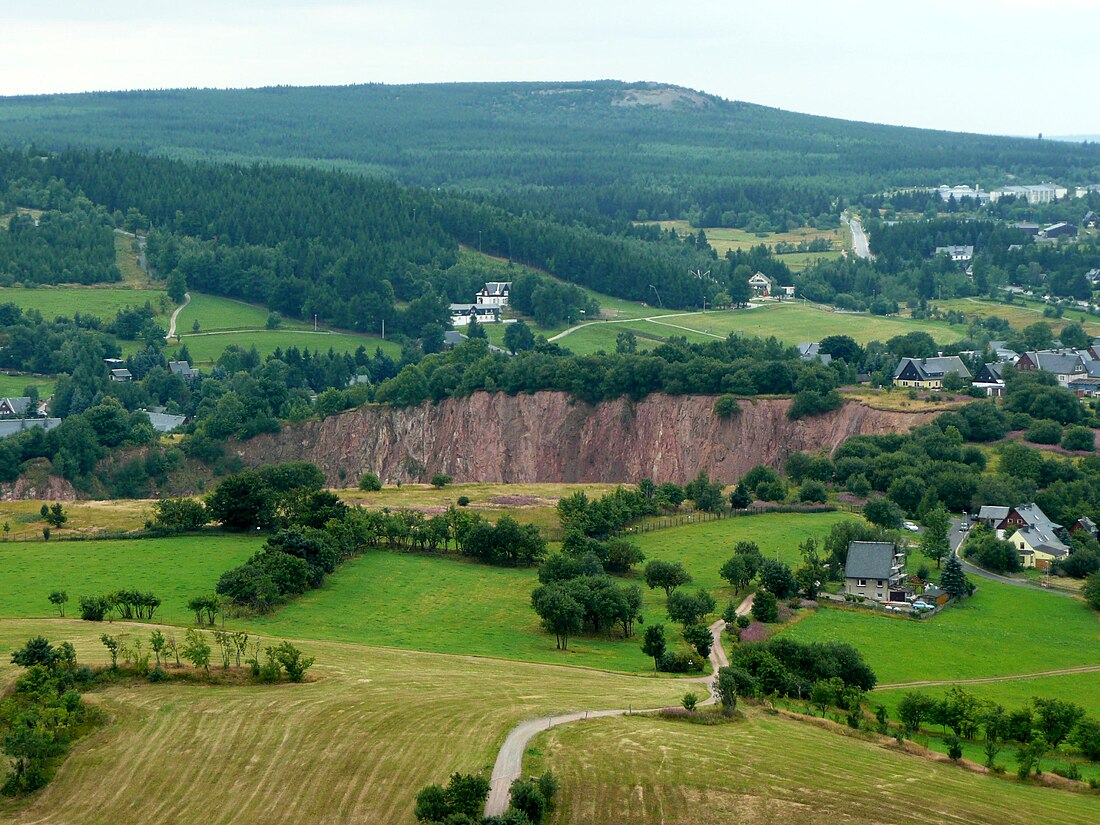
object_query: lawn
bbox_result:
[242,511,848,672]
[113,233,152,287]
[782,578,1100,685]
[931,297,1100,336]
[0,286,168,321]
[548,302,966,353]
[0,535,262,625]
[166,328,402,363]
[0,617,686,825]
[176,291,311,333]
[525,712,1100,824]
[0,374,55,398]
[0,499,154,540]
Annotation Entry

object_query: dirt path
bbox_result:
[166,292,191,340]
[548,306,761,343]
[876,664,1100,691]
[483,594,751,817]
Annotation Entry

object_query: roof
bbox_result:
[0,418,60,439]
[110,368,132,378]
[480,282,511,296]
[934,245,974,257]
[977,505,1010,521]
[144,411,186,433]
[1076,516,1097,532]
[168,360,198,378]
[975,362,1004,383]
[0,397,32,416]
[748,272,773,284]
[893,356,972,381]
[844,541,898,581]
[449,303,499,314]
[443,331,465,345]
[1026,350,1086,375]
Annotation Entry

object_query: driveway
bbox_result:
[950,518,1074,597]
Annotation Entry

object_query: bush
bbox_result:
[657,651,703,673]
[1025,419,1063,444]
[798,480,828,503]
[358,472,382,491]
[714,394,740,419]
[1062,426,1096,452]
[430,473,453,488]
[78,595,110,621]
[751,589,779,623]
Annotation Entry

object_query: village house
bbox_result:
[748,272,774,297]
[475,282,511,307]
[168,360,199,380]
[1014,349,1091,388]
[972,362,1006,397]
[449,303,501,327]
[1041,222,1078,240]
[143,410,188,433]
[1084,211,1098,230]
[843,541,907,603]
[892,355,971,389]
[0,397,35,418]
[975,502,1068,570]
[934,245,974,263]
[109,368,133,382]
[796,342,832,365]
[1071,517,1098,541]
[0,417,60,440]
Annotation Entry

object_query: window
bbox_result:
[878,580,884,586]
[857,579,866,587]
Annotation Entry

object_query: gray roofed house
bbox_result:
[168,360,199,379]
[934,245,974,262]
[110,368,132,382]
[0,418,60,439]
[892,356,971,388]
[976,505,1011,526]
[0,397,33,417]
[144,411,187,433]
[844,541,906,603]
[443,331,465,347]
[797,342,832,365]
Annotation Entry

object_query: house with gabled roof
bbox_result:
[892,356,971,390]
[748,272,774,297]
[976,502,1068,570]
[797,343,832,365]
[476,282,511,308]
[934,245,974,263]
[168,360,199,380]
[844,541,907,603]
[973,362,1006,397]
[0,397,34,418]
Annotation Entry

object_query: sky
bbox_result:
[2,0,1098,137]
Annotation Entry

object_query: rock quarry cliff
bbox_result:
[233,392,936,486]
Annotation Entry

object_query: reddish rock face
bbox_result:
[0,472,78,501]
[234,392,936,486]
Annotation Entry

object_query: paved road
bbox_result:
[483,595,749,817]
[845,214,873,260]
[949,518,1075,597]
[166,292,191,340]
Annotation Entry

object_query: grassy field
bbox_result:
[783,578,1100,685]
[0,373,55,398]
[931,296,1100,336]
[549,302,966,353]
[242,511,846,672]
[0,499,153,539]
[0,618,686,825]
[0,286,168,321]
[176,292,311,333]
[525,712,1100,824]
[0,535,261,625]
[642,220,848,257]
[113,233,152,287]
[166,328,402,363]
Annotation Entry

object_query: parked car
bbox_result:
[902,521,920,532]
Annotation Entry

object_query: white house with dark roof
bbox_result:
[973,362,1006,397]
[476,282,511,307]
[934,245,974,263]
[748,272,774,297]
[449,303,501,327]
[0,397,34,418]
[844,541,907,603]
[892,356,971,389]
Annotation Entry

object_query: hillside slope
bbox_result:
[2,82,1098,215]
[232,393,935,485]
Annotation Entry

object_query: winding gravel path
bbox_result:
[483,594,751,817]
[166,291,191,340]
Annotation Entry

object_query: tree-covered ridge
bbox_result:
[3,81,1099,228]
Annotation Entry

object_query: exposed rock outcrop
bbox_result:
[233,393,936,486]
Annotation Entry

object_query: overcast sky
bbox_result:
[2,0,1098,137]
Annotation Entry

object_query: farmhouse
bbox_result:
[449,303,501,327]
[0,397,34,418]
[748,272,774,297]
[892,356,971,389]
[843,541,907,603]
[109,368,133,382]
[1014,349,1091,388]
[976,502,1068,570]
[1041,222,1077,239]
[476,282,511,307]
[934,245,974,263]
[168,360,199,380]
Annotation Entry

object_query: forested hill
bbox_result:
[2,81,1099,224]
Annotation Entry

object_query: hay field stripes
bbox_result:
[524,712,1100,825]
[0,618,687,825]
